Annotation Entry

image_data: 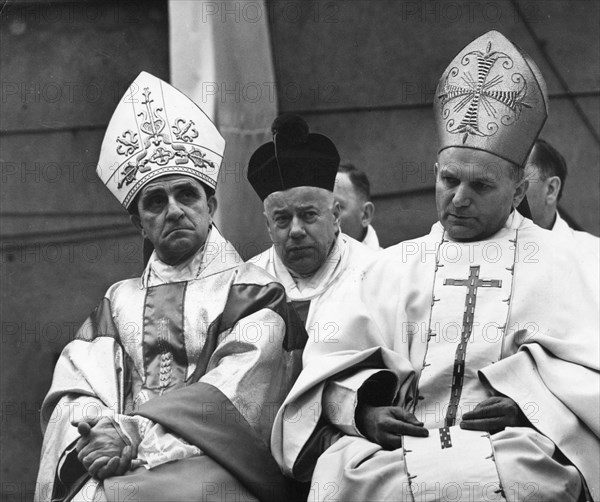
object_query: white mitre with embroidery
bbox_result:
[435,30,548,167]
[97,71,225,208]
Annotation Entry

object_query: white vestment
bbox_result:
[272,212,599,502]
[362,224,383,251]
[250,233,375,333]
[552,212,599,260]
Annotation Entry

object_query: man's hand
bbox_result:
[73,417,136,479]
[460,396,528,433]
[356,405,428,450]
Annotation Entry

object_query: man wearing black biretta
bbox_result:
[248,114,375,328]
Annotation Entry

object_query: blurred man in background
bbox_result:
[334,163,382,250]
[524,138,567,230]
[525,138,599,254]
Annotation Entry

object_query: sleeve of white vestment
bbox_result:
[323,369,400,436]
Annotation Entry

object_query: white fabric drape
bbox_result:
[169,0,277,258]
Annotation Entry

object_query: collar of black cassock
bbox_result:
[247,114,340,201]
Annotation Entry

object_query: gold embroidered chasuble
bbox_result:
[36,228,306,502]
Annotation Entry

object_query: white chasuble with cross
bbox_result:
[403,228,518,501]
[271,211,598,502]
[413,231,516,430]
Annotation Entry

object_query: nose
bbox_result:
[165,196,185,220]
[452,183,471,208]
[289,216,306,239]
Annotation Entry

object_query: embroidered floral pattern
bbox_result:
[116,88,215,189]
[438,41,530,144]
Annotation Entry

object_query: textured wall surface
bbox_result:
[0,2,169,498]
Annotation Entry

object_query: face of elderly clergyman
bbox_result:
[130,174,217,265]
[264,186,340,277]
[435,147,529,242]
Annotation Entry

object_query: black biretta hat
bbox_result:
[247,114,340,201]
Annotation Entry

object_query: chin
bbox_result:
[448,234,479,242]
[287,259,319,277]
[164,240,202,261]
[444,224,480,242]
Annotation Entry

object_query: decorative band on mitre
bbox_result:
[96,72,225,209]
[434,31,548,167]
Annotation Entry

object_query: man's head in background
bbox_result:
[524,139,567,230]
[248,114,341,277]
[334,164,375,242]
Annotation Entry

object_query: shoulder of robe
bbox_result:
[104,277,142,300]
[233,261,285,288]
[245,246,273,270]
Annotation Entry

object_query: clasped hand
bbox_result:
[73,417,137,480]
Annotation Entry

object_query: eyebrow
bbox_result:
[440,167,496,183]
[296,204,319,211]
[140,187,165,198]
[439,166,458,175]
[272,203,319,213]
[142,181,200,195]
[172,181,199,189]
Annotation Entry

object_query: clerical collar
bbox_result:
[437,210,523,242]
[504,210,516,228]
[362,225,381,251]
[273,232,347,301]
[505,209,524,230]
[141,228,214,287]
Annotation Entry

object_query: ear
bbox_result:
[332,200,341,229]
[361,201,375,227]
[513,177,529,208]
[263,211,274,240]
[130,214,147,239]
[207,196,218,218]
[545,176,561,205]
